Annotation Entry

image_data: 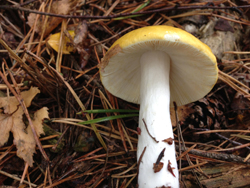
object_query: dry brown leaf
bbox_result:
[27,0,78,36]
[0,87,49,166]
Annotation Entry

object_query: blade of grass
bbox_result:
[114,0,151,20]
[80,109,139,114]
[79,114,139,125]
[52,118,138,142]
[98,89,134,151]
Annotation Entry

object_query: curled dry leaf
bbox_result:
[74,21,88,46]
[0,87,49,167]
[27,0,78,37]
[74,21,90,69]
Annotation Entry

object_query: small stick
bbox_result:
[0,169,37,187]
[192,128,250,151]
[138,147,147,167]
[142,118,159,143]
[137,147,146,182]
[175,145,250,164]
[20,162,29,185]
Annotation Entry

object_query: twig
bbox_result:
[137,146,146,182]
[212,142,250,152]
[142,118,159,143]
[219,70,250,93]
[194,129,250,134]
[20,162,29,185]
[0,4,250,19]
[0,144,14,161]
[20,0,39,6]
[0,169,37,187]
[191,128,250,151]
[175,145,250,165]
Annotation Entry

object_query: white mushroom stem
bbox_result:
[138,51,179,188]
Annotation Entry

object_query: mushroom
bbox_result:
[100,25,218,188]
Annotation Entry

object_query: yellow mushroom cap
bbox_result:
[100,25,218,106]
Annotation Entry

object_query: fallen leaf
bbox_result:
[48,30,76,54]
[215,18,234,33]
[27,0,78,37]
[73,21,88,46]
[0,87,49,166]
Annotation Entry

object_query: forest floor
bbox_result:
[1,0,250,187]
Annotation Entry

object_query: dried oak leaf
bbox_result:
[0,87,49,166]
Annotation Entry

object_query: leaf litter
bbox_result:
[1,0,250,187]
[0,87,49,167]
